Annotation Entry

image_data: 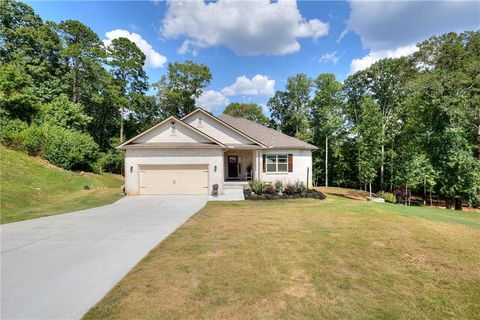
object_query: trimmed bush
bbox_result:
[284,181,306,195]
[249,180,264,195]
[378,191,397,203]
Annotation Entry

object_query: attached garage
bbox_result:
[139,164,208,195]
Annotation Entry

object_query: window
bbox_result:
[266,154,288,173]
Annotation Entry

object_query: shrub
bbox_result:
[0,117,28,148]
[263,183,276,195]
[21,124,47,156]
[283,181,306,195]
[40,95,92,131]
[274,180,284,193]
[42,125,99,170]
[378,191,397,203]
[249,180,263,194]
[93,138,124,174]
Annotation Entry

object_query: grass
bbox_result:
[84,194,480,320]
[0,145,124,224]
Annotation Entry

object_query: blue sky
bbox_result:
[28,0,479,115]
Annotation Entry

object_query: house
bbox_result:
[118,108,317,195]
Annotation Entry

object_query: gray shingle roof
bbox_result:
[218,114,318,150]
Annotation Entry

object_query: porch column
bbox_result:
[254,150,261,180]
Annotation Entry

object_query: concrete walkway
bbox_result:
[1,195,207,320]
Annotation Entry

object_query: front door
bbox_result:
[228,156,238,178]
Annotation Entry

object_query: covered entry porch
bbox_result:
[224,149,261,181]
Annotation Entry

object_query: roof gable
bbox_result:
[117,116,226,149]
[182,108,267,148]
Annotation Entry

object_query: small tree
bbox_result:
[357,96,382,196]
[311,73,343,187]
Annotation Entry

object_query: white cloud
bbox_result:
[161,0,329,56]
[350,44,418,74]
[346,0,479,74]
[196,74,276,112]
[319,51,340,64]
[196,90,230,111]
[103,29,167,68]
[221,75,275,97]
[347,0,479,51]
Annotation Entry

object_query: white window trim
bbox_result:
[266,154,288,173]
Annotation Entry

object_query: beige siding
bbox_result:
[136,121,211,144]
[184,114,253,145]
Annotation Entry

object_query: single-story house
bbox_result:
[118,108,317,195]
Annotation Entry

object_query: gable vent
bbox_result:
[170,122,176,136]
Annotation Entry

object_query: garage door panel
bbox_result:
[139,164,208,195]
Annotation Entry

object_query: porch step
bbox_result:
[224,181,249,189]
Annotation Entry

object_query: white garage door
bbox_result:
[139,164,208,195]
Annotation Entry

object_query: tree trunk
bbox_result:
[445,197,452,209]
[325,136,328,188]
[454,195,462,211]
[369,181,372,198]
[72,60,78,103]
[405,184,408,206]
[380,143,384,191]
[120,106,124,142]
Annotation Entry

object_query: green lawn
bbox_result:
[84,195,480,320]
[0,145,124,224]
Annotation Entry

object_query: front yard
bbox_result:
[85,195,480,319]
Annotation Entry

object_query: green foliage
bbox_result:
[223,103,269,125]
[42,125,99,170]
[378,191,397,204]
[0,116,28,148]
[107,36,148,141]
[311,73,344,187]
[283,181,306,195]
[39,95,92,131]
[56,19,105,103]
[93,138,124,174]
[249,180,264,195]
[268,73,312,139]
[154,60,212,118]
[357,96,382,187]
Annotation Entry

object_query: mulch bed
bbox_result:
[244,188,326,200]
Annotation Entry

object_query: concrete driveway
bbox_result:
[1,195,207,320]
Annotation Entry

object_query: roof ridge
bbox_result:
[218,114,317,149]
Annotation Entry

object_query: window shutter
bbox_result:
[288,154,293,172]
[262,154,266,173]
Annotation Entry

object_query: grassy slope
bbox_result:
[1,145,124,224]
[84,195,480,320]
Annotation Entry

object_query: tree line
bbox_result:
[1,1,478,207]
[266,31,479,208]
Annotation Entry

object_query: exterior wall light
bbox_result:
[130,166,133,173]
